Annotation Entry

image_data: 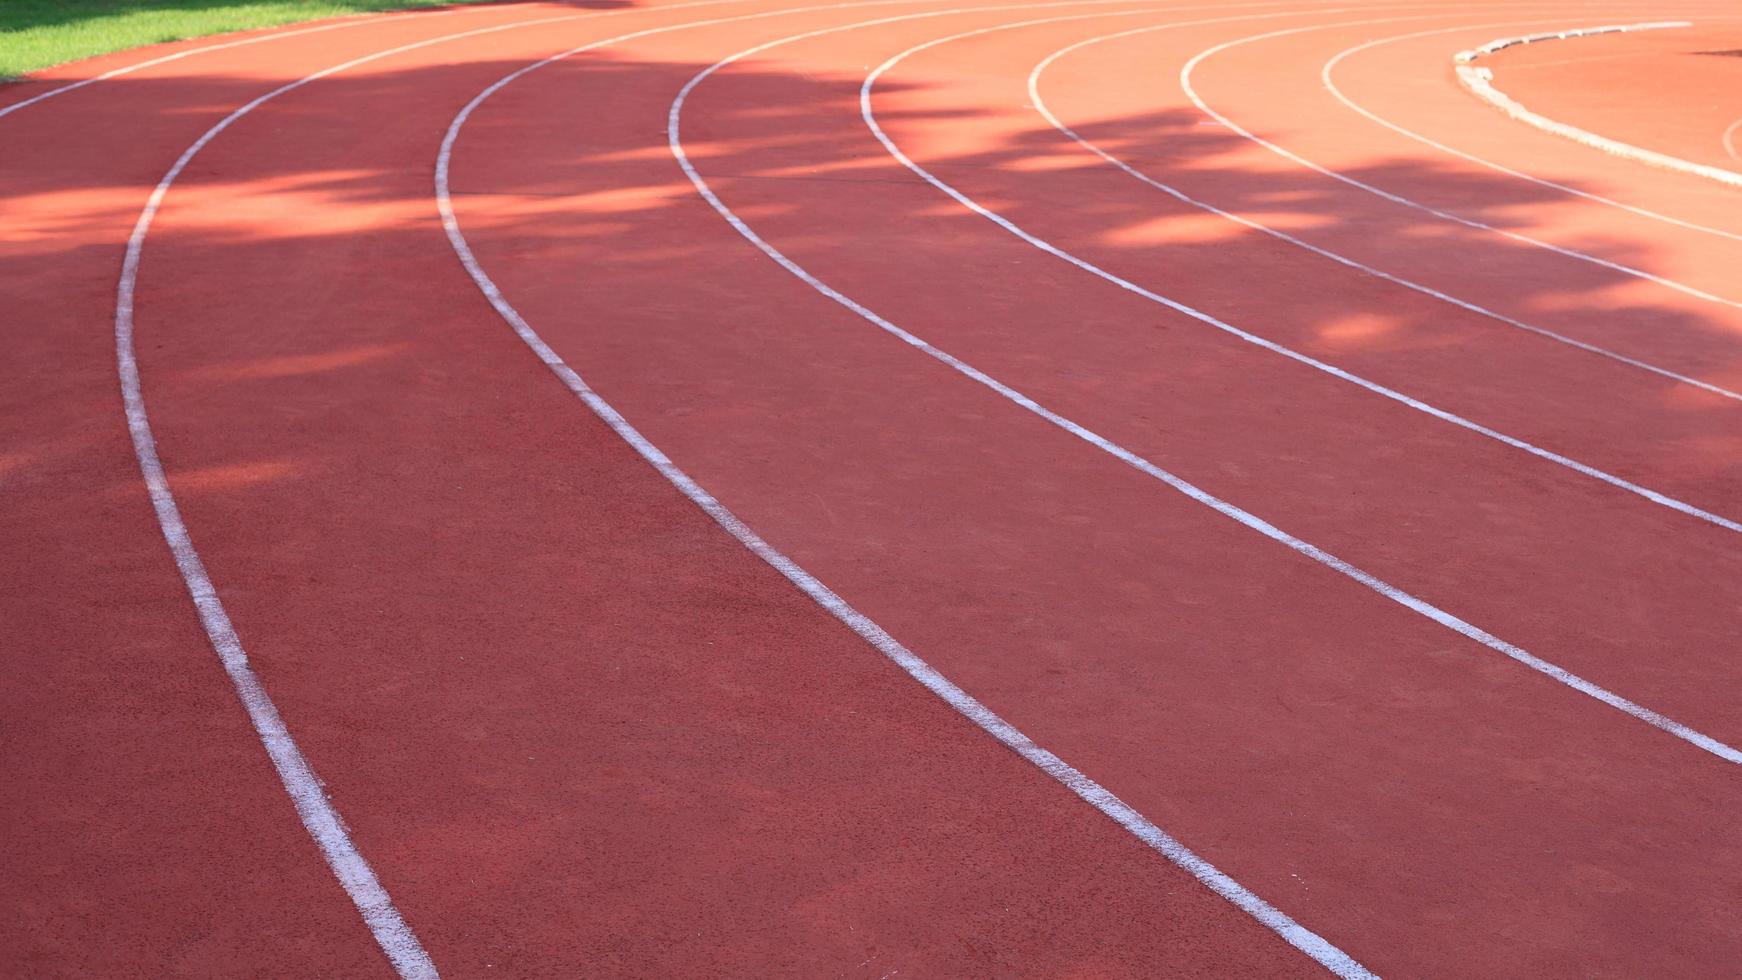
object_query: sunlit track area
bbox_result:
[5,1,1742,976]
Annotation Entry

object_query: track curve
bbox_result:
[6,1,1741,976]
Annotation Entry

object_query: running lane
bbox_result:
[449,2,1742,976]
[0,5,560,974]
[8,0,1355,975]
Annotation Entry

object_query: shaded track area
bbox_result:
[4,1,1740,976]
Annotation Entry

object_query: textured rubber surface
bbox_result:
[4,1,1740,976]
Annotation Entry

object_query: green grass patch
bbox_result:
[0,0,508,79]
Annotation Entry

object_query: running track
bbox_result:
[4,1,1741,976]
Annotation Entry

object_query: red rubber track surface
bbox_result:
[3,1,1739,976]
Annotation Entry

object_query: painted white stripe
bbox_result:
[1454,23,1742,190]
[1181,21,1742,313]
[665,6,1742,767]
[0,1,486,122]
[1324,23,1742,247]
[1028,20,1742,402]
[439,4,1388,979]
[110,1,822,973]
[1724,116,1742,163]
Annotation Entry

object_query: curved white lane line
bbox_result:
[442,4,1391,979]
[670,6,1742,767]
[1724,116,1742,163]
[1182,20,1742,313]
[0,0,490,121]
[879,11,1742,532]
[1455,24,1742,190]
[112,0,820,973]
[1029,20,1742,402]
[1326,22,1742,243]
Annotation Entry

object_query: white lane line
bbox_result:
[1454,23,1742,190]
[1028,20,1742,402]
[1724,116,1742,162]
[1182,20,1742,313]
[0,0,493,122]
[112,0,820,974]
[876,11,1742,534]
[1327,23,1742,242]
[440,4,1388,979]
[669,5,1742,767]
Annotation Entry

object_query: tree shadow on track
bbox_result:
[8,43,1742,980]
